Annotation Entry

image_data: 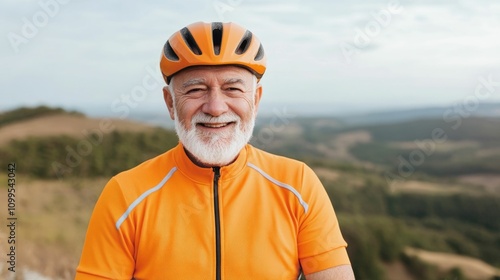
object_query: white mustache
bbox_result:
[191,112,240,125]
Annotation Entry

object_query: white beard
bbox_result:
[174,110,255,166]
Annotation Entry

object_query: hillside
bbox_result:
[344,117,500,142]
[336,102,500,126]
[405,247,500,280]
[253,112,500,279]
[0,106,81,127]
[253,115,500,179]
[0,106,157,146]
[0,106,499,280]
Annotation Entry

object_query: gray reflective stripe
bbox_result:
[115,167,178,230]
[247,163,309,213]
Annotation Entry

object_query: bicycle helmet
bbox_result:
[160,21,267,84]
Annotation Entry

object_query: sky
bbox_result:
[1,0,500,117]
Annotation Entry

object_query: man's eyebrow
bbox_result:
[181,78,246,88]
[182,78,206,88]
[223,78,246,85]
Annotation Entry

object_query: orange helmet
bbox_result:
[160,21,267,84]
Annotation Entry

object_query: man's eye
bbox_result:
[226,87,243,92]
[186,88,204,94]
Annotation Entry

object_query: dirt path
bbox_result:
[458,174,500,194]
[383,261,416,280]
[405,247,500,280]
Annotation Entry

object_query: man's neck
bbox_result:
[183,147,238,168]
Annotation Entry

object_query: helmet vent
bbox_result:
[180,27,202,55]
[212,22,223,55]
[235,30,252,55]
[164,41,179,61]
[254,44,265,61]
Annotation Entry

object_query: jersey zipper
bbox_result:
[213,167,221,280]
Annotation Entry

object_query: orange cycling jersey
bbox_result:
[76,143,349,279]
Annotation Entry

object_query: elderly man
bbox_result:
[76,22,354,280]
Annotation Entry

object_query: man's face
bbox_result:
[163,65,262,167]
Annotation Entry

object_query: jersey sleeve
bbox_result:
[297,164,350,275]
[76,177,135,279]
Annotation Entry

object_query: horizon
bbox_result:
[2,100,499,119]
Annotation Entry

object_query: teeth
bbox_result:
[203,123,228,128]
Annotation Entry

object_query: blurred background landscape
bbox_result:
[2,0,500,279]
[0,104,499,280]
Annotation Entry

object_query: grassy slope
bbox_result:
[0,106,82,127]
[0,110,156,146]
[0,174,105,279]
[315,164,500,279]
[1,107,499,279]
[405,247,500,280]
[0,107,171,278]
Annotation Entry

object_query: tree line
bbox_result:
[0,129,178,179]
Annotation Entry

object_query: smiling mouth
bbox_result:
[198,122,236,128]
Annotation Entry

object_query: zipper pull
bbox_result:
[213,167,220,180]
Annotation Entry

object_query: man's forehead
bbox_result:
[172,65,254,84]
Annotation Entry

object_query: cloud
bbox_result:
[2,0,500,112]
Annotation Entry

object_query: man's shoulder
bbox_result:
[246,145,309,175]
[111,146,178,189]
[245,145,321,195]
[247,145,303,165]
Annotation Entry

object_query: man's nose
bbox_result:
[202,88,229,117]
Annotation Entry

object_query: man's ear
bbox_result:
[163,86,175,120]
[253,84,263,115]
